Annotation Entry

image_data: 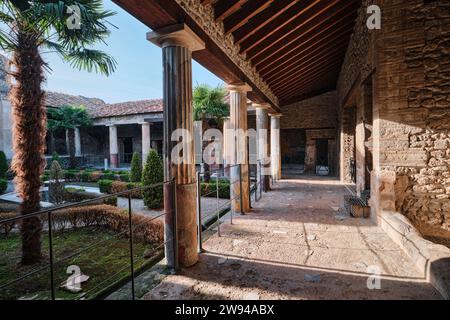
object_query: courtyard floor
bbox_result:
[143,178,442,300]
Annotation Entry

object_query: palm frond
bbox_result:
[64,48,116,76]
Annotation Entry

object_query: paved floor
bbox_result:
[143,178,442,300]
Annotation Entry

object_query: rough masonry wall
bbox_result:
[337,0,450,235]
[386,0,450,235]
[341,106,356,183]
[281,91,338,130]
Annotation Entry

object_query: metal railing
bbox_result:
[0,181,176,300]
[1,162,273,300]
[196,164,250,253]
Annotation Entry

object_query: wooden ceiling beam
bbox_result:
[223,0,273,35]
[250,0,357,65]
[265,41,349,86]
[232,0,298,45]
[239,0,325,54]
[279,86,337,106]
[261,30,351,83]
[270,53,344,91]
[274,61,343,97]
[259,19,354,77]
[214,0,247,22]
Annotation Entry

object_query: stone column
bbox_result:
[141,122,151,164]
[74,127,82,157]
[227,83,252,214]
[109,125,119,168]
[270,114,282,181]
[148,24,205,267]
[255,103,271,191]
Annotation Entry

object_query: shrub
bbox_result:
[0,179,7,195]
[98,179,113,193]
[89,171,103,182]
[0,212,18,235]
[130,152,142,183]
[111,181,142,198]
[52,151,60,163]
[49,161,65,204]
[118,173,130,182]
[64,189,117,207]
[0,202,20,213]
[52,205,164,244]
[142,150,164,209]
[64,171,77,181]
[201,180,230,199]
[79,171,90,182]
[102,173,116,180]
[0,151,8,179]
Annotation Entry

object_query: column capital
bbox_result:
[269,113,283,118]
[227,82,252,93]
[147,24,205,52]
[253,103,270,110]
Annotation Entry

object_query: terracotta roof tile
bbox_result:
[91,99,163,118]
[45,91,106,111]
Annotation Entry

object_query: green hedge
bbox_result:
[0,179,7,195]
[98,179,114,193]
[201,180,230,199]
[64,188,117,207]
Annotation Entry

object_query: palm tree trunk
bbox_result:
[67,128,76,169]
[10,31,46,265]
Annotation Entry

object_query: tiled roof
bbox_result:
[44,91,163,118]
[45,91,106,111]
[91,99,163,118]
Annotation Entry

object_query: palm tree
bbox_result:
[0,0,116,264]
[47,105,93,168]
[193,84,229,182]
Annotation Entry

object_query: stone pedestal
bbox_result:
[227,83,252,213]
[148,24,205,268]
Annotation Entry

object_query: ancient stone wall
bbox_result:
[280,91,338,130]
[340,106,356,183]
[338,0,450,235]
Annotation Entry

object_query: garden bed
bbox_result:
[0,226,162,300]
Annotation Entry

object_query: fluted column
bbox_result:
[109,125,119,168]
[227,82,251,214]
[141,122,151,164]
[255,103,271,192]
[270,114,282,181]
[148,24,205,267]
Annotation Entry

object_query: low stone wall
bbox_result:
[380,211,450,300]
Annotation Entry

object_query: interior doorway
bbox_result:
[120,137,133,164]
[316,139,329,175]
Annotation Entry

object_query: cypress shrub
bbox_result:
[49,161,65,204]
[0,179,7,194]
[130,152,142,183]
[0,151,8,179]
[142,150,164,209]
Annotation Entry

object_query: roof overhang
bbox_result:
[113,0,359,110]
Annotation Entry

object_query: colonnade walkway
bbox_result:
[143,178,442,300]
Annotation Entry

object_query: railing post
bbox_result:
[196,171,203,253]
[47,212,55,300]
[127,192,135,300]
[239,164,244,215]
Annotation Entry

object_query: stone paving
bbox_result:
[143,178,442,300]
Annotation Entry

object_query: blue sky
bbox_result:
[42,0,223,103]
